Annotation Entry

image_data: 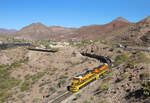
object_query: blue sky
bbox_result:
[1,0,150,30]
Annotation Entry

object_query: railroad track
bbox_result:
[42,91,73,103]
[50,91,73,103]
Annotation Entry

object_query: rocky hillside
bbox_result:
[0,40,150,103]
[13,17,130,41]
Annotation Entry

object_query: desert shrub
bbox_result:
[20,81,32,91]
[114,53,129,66]
[10,62,22,68]
[72,40,93,47]
[32,98,42,103]
[110,45,115,51]
[10,58,29,69]
[140,72,150,80]
[24,72,45,88]
[45,44,51,49]
[23,57,29,63]
[83,100,90,103]
[0,90,12,103]
[101,72,110,79]
[57,80,66,88]
[90,96,94,101]
[0,78,21,90]
[99,81,110,92]
[125,61,135,68]
[31,72,45,83]
[49,87,56,93]
[44,68,51,74]
[17,94,25,99]
[72,51,76,57]
[130,52,150,63]
[0,64,21,103]
[0,68,10,78]
[141,80,150,96]
[24,74,32,80]
[71,61,81,66]
[51,48,59,52]
[120,72,129,80]
[76,93,81,98]
[39,80,51,87]
[59,75,68,79]
[39,87,44,93]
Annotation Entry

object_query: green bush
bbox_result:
[90,96,94,101]
[99,81,110,92]
[39,80,51,87]
[114,53,129,66]
[76,93,81,98]
[126,61,135,68]
[0,64,21,103]
[141,80,150,96]
[24,74,32,80]
[140,72,150,80]
[59,75,68,79]
[31,72,45,83]
[10,60,24,69]
[20,81,32,91]
[83,100,90,103]
[71,61,81,66]
[0,78,21,90]
[57,80,66,88]
[49,87,56,93]
[9,58,29,69]
[32,98,42,103]
[44,68,51,74]
[0,90,12,103]
[72,51,76,57]
[0,68,10,78]
[51,48,59,52]
[17,94,25,99]
[130,52,150,63]
[120,72,129,80]
[39,87,44,93]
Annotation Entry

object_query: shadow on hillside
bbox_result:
[125,89,143,100]
[125,89,150,102]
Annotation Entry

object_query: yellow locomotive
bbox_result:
[68,63,109,92]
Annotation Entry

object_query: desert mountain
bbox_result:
[108,16,150,46]
[73,17,130,40]
[0,28,17,34]
[14,17,130,41]
[15,23,53,40]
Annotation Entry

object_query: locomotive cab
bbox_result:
[69,76,81,92]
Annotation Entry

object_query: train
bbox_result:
[68,56,111,92]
